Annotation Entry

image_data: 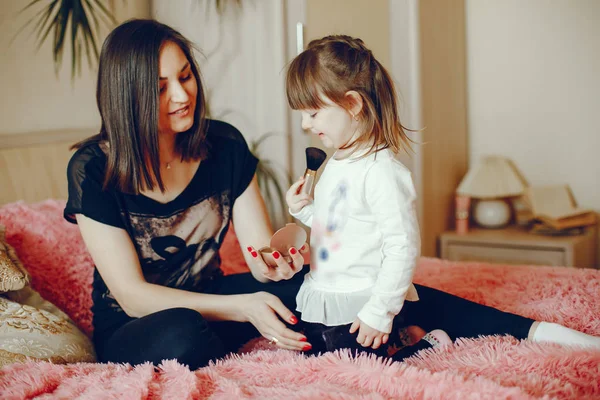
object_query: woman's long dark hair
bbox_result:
[73,19,208,194]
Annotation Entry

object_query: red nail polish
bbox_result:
[290,248,297,255]
[303,344,312,351]
[251,251,258,258]
[272,252,280,260]
[247,246,253,252]
[290,315,298,324]
[299,337,307,342]
[300,244,306,251]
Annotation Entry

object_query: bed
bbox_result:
[0,131,599,399]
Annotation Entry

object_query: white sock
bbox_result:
[532,322,600,349]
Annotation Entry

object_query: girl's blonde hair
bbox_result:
[286,35,413,155]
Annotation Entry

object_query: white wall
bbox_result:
[466,0,600,212]
[0,0,151,135]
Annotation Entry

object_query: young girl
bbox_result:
[285,35,450,359]
[285,35,600,360]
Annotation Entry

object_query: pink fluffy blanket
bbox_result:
[1,200,599,399]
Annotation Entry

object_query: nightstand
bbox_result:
[439,226,597,269]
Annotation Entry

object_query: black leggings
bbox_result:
[94,272,534,370]
[301,284,535,359]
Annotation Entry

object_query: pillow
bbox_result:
[220,223,251,275]
[0,221,95,367]
[0,224,29,292]
[0,286,96,367]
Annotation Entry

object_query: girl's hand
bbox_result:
[239,292,311,351]
[286,177,312,214]
[349,318,389,350]
[245,243,309,282]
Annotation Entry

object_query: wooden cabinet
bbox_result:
[440,226,597,269]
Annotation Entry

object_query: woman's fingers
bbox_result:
[277,322,308,344]
[263,331,310,351]
[246,246,274,277]
[246,241,308,282]
[271,250,294,279]
[288,246,305,273]
[298,243,309,254]
[262,298,309,350]
[298,243,310,265]
[266,295,297,325]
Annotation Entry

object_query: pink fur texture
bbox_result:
[1,200,599,399]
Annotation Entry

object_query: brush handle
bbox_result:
[300,169,317,197]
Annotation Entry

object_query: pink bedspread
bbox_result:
[1,200,599,399]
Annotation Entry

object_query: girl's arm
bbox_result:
[356,160,420,334]
[232,175,307,283]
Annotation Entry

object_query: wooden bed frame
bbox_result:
[0,129,96,205]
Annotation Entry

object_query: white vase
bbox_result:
[474,199,511,228]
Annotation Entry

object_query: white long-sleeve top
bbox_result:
[291,149,420,334]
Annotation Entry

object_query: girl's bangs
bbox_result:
[286,55,326,111]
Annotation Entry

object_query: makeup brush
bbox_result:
[300,147,327,196]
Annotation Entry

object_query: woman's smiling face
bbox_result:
[157,41,198,135]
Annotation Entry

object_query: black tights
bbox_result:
[94,271,306,370]
[301,284,535,360]
[94,272,534,370]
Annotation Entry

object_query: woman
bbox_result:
[65,19,310,370]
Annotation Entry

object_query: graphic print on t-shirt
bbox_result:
[316,180,349,262]
[128,191,231,289]
[99,191,231,312]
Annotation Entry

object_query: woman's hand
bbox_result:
[349,318,389,350]
[286,177,312,214]
[233,175,311,282]
[245,244,309,282]
[239,292,311,351]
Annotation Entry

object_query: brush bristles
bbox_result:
[305,147,327,171]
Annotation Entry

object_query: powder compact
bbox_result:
[259,223,307,265]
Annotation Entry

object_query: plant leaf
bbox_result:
[9,1,55,47]
[71,0,81,77]
[79,0,100,68]
[83,0,103,64]
[15,0,118,79]
[34,1,60,51]
[90,0,116,24]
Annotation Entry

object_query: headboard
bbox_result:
[0,129,96,205]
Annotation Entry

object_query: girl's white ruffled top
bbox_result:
[291,148,420,334]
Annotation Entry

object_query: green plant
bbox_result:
[249,132,291,226]
[15,0,116,79]
[15,0,241,79]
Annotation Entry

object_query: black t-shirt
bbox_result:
[64,120,257,328]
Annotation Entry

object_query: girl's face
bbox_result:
[157,41,198,135]
[300,96,358,150]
